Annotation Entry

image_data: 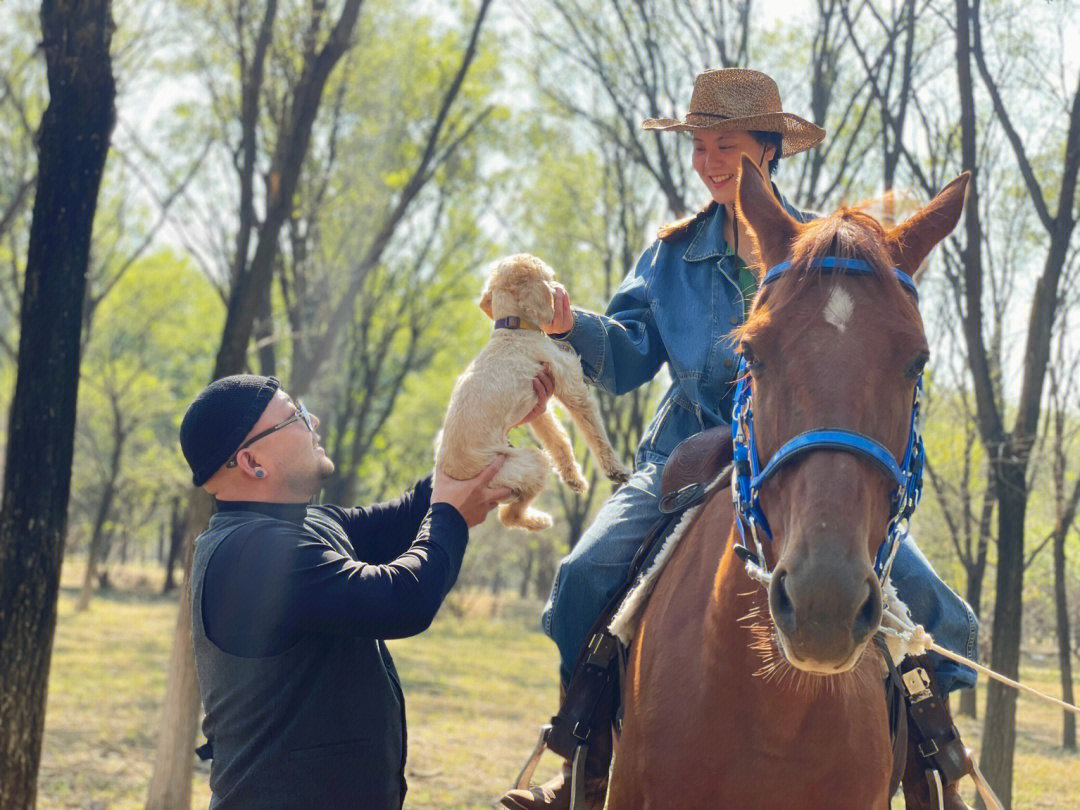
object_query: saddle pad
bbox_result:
[607,474,728,645]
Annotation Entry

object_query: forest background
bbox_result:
[0,1,1078,809]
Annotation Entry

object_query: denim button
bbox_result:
[724,359,733,369]
[730,315,739,325]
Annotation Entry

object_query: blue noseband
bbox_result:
[731,256,925,586]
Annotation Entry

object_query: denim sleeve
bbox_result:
[554,242,668,395]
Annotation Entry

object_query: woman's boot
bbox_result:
[499,687,611,810]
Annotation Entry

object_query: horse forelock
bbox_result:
[738,206,921,346]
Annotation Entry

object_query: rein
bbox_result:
[731,256,925,587]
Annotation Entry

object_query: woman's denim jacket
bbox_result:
[556,196,811,468]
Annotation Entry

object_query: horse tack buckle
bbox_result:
[899,661,971,788]
[901,666,933,701]
[659,482,705,514]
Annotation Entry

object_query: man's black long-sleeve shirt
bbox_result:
[201,476,468,657]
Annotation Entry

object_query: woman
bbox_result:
[502,68,976,810]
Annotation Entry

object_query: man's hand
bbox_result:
[542,285,574,335]
[514,364,555,426]
[432,457,512,528]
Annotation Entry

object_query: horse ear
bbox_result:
[887,173,970,281]
[735,154,800,270]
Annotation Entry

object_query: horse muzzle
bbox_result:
[768,549,883,674]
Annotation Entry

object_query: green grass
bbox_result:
[38,562,1079,809]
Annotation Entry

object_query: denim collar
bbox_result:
[682,183,803,264]
[682,204,729,263]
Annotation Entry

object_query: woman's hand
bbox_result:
[432,457,511,528]
[514,364,555,426]
[543,285,575,335]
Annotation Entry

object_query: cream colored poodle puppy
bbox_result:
[436,254,631,531]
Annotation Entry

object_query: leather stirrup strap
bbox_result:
[874,635,909,798]
[569,744,588,810]
[900,656,971,786]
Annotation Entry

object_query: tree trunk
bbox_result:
[960,486,993,718]
[146,490,212,810]
[77,403,126,611]
[520,546,535,599]
[0,2,115,807]
[163,496,184,594]
[979,458,1026,809]
[958,579,981,716]
[1054,527,1076,750]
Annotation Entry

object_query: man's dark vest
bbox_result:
[191,510,407,809]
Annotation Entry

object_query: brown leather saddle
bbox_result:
[660,425,733,504]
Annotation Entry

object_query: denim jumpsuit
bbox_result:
[541,200,978,694]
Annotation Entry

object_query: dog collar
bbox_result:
[494,316,544,332]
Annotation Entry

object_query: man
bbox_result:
[179,373,549,809]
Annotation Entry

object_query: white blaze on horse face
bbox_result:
[823,287,855,333]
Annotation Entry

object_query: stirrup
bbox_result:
[514,724,552,790]
[510,727,599,810]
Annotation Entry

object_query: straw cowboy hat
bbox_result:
[642,68,825,157]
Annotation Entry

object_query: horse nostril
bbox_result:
[769,569,796,634]
[852,577,882,644]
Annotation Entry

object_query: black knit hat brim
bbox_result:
[180,375,281,486]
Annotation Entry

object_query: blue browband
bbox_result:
[731,255,925,585]
[763,257,919,301]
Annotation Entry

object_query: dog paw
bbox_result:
[566,475,589,494]
[500,508,554,531]
[605,463,631,486]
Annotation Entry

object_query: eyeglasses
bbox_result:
[225,400,314,468]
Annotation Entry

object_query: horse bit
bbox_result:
[730,256,925,588]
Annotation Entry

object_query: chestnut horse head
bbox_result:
[732,156,969,675]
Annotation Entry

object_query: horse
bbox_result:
[606,156,969,810]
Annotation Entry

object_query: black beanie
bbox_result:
[180,374,281,486]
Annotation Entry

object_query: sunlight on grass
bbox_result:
[39,564,1078,809]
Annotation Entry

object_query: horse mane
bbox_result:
[736,205,922,346]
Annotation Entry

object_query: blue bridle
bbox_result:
[730,256,925,586]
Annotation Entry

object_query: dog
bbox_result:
[436,254,631,530]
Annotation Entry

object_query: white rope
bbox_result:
[925,641,1080,718]
[877,602,1080,717]
[967,754,1005,810]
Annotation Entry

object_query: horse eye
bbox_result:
[740,343,762,372]
[906,352,930,379]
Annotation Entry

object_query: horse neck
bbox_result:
[708,526,774,677]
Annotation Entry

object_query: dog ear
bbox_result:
[520,280,555,327]
[478,286,494,320]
